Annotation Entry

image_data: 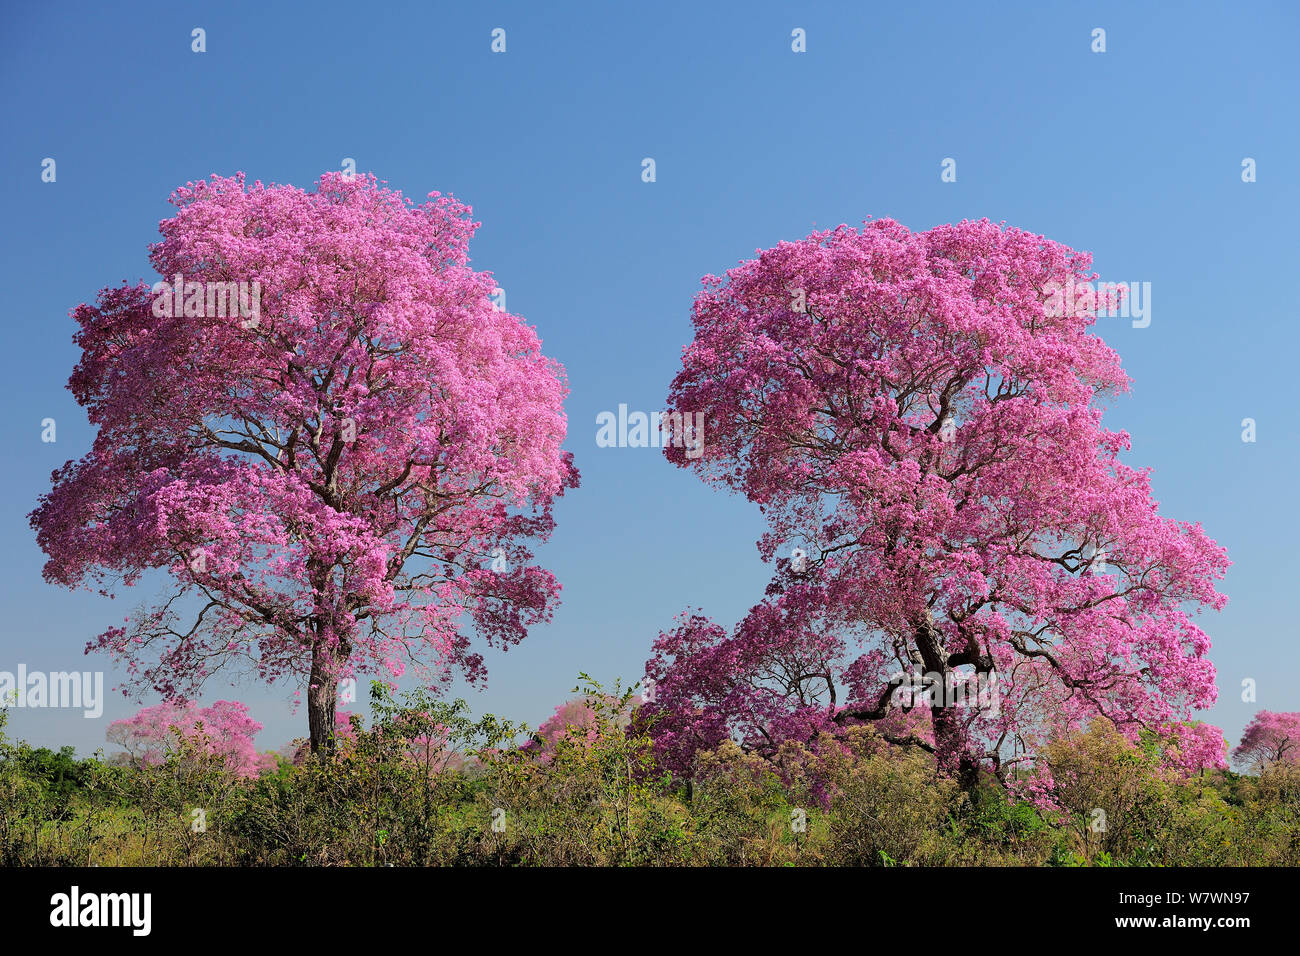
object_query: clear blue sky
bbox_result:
[1,0,1296,757]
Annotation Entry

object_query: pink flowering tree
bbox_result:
[648,219,1229,790]
[1161,720,1228,776]
[521,694,635,763]
[31,172,578,754]
[1232,711,1300,773]
[106,699,273,778]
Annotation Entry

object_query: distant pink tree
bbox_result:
[523,698,601,762]
[1232,711,1300,772]
[1163,720,1228,775]
[404,728,475,774]
[521,694,637,763]
[106,700,273,778]
[648,219,1229,791]
[31,172,578,755]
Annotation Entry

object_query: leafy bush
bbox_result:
[3,693,1299,867]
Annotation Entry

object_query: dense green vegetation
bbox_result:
[3,684,1296,867]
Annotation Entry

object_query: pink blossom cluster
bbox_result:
[106,699,274,778]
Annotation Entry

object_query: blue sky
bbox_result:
[1,0,1296,757]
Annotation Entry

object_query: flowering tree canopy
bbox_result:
[1232,710,1300,772]
[106,700,273,778]
[523,697,603,760]
[520,694,640,763]
[32,172,578,753]
[647,218,1229,789]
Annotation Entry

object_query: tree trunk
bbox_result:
[931,696,980,791]
[308,644,339,756]
[913,613,983,795]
